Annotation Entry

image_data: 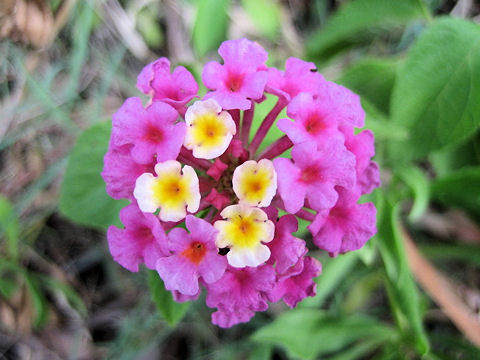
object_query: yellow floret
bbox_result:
[232,159,277,207]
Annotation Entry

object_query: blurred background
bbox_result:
[1,0,480,359]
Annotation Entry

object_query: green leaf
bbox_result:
[430,135,480,177]
[147,270,190,327]
[59,121,127,230]
[362,99,408,142]
[25,274,48,328]
[300,252,359,308]
[252,309,397,360]
[376,195,429,354]
[136,6,164,49]
[306,0,429,61]
[337,57,400,115]
[193,0,230,57]
[431,166,480,220]
[0,195,19,260]
[389,18,480,162]
[40,275,87,317]
[242,0,281,40]
[397,166,430,221]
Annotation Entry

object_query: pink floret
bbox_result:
[343,127,381,195]
[273,140,356,213]
[315,82,365,128]
[267,215,307,274]
[156,215,227,296]
[278,92,345,145]
[308,187,377,256]
[202,38,268,110]
[102,143,155,200]
[269,256,321,308]
[266,57,325,101]
[136,57,198,110]
[107,203,169,272]
[206,265,275,327]
[111,97,185,164]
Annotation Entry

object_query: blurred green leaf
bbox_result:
[252,309,397,360]
[40,275,87,317]
[0,259,23,298]
[300,252,359,308]
[430,135,480,176]
[242,0,281,40]
[361,99,408,143]
[376,196,429,354]
[421,244,480,267]
[431,166,480,220]
[389,18,480,162]
[25,274,48,328]
[147,270,190,327]
[59,121,127,230]
[67,1,95,99]
[193,0,230,57]
[136,7,164,49]
[0,195,19,260]
[306,0,429,61]
[398,166,430,222]
[337,58,400,115]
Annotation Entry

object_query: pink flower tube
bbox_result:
[102,38,380,328]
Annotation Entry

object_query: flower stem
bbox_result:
[256,135,293,160]
[249,98,286,156]
[296,209,315,222]
[241,104,254,148]
[229,109,241,138]
[179,147,211,170]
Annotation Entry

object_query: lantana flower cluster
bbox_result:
[102,39,379,328]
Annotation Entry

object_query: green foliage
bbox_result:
[136,6,164,49]
[241,0,281,40]
[389,18,480,162]
[0,195,19,260]
[397,166,430,221]
[59,121,127,230]
[337,58,400,115]
[301,252,359,308]
[306,0,430,61]
[252,309,397,360]
[193,0,230,57]
[376,196,429,354]
[147,270,190,327]
[431,166,480,220]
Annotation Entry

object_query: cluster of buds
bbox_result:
[102,39,379,328]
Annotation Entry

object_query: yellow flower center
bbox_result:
[152,173,192,209]
[222,214,266,248]
[232,159,277,207]
[190,113,229,149]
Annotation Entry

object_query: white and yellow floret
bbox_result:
[184,99,236,159]
[214,205,274,268]
[232,159,277,207]
[133,160,200,222]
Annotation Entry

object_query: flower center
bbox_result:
[305,114,325,135]
[152,174,189,207]
[227,73,244,92]
[300,165,321,184]
[181,241,206,265]
[144,123,164,143]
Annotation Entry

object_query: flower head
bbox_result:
[134,160,200,222]
[103,38,380,328]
